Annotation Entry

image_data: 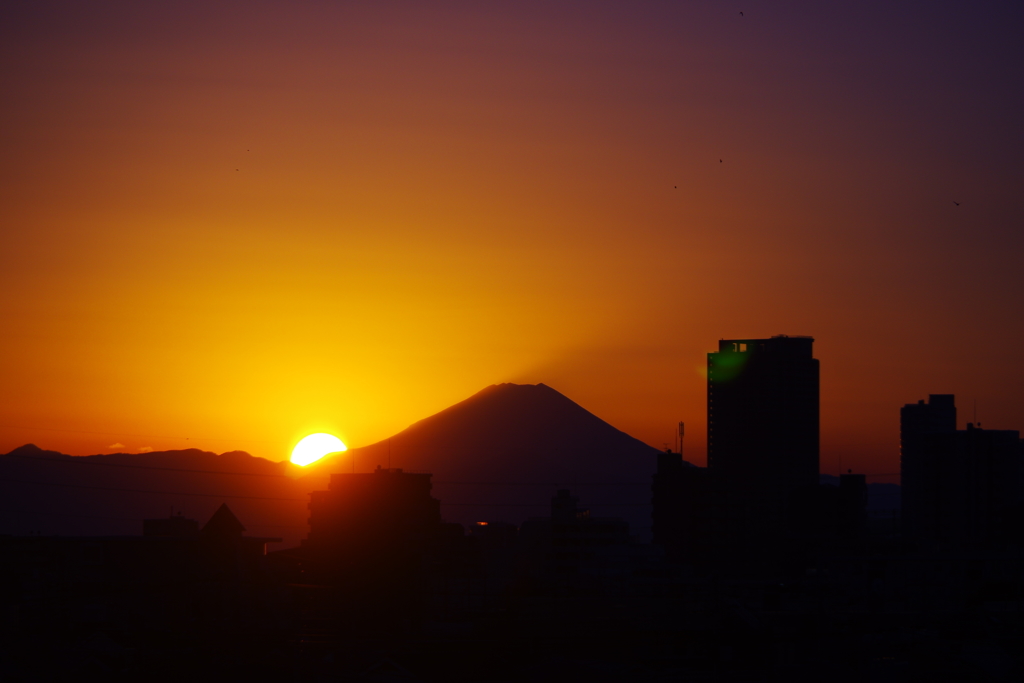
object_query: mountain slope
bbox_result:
[329,383,658,479]
[309,383,660,535]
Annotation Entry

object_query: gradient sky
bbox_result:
[2,1,1022,480]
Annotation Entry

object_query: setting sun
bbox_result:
[290,433,347,466]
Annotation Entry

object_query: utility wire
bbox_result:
[0,508,306,530]
[3,455,654,484]
[1,478,648,508]
[0,478,307,502]
[441,503,650,507]
[0,454,656,485]
[435,481,651,486]
[0,509,150,523]
[6,452,905,481]
[3,452,293,477]
[0,424,277,444]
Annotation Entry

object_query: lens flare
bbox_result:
[290,433,347,466]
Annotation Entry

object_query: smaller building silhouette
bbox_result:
[900,394,957,542]
[0,504,282,645]
[142,512,199,538]
[901,395,1023,550]
[295,465,448,626]
[305,466,442,561]
[837,472,869,539]
[519,489,632,580]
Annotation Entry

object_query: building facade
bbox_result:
[707,335,820,498]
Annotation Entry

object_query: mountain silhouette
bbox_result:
[307,383,661,537]
[2,383,662,543]
[0,443,308,546]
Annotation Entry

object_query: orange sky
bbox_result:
[2,1,1022,480]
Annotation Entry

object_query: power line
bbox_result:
[0,478,307,502]
[6,449,906,482]
[3,452,904,508]
[1,478,649,509]
[0,508,306,530]
[0,508,147,523]
[435,481,651,486]
[3,455,656,484]
[0,423,278,444]
[3,452,293,478]
[440,502,650,507]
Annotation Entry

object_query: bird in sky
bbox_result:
[740,11,744,17]
[719,159,723,163]
[954,201,961,206]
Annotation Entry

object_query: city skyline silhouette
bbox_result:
[4,335,1022,680]
[2,1,1023,679]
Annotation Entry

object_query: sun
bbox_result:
[290,433,347,466]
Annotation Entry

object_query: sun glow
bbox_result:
[290,433,347,466]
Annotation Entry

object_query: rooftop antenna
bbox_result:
[678,422,685,457]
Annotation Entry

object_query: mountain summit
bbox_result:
[314,383,659,535]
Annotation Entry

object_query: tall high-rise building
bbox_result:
[651,335,823,567]
[707,335,820,498]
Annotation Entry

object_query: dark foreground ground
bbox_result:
[2,566,1022,683]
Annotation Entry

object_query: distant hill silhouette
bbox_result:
[2,383,664,544]
[0,444,309,546]
[307,383,662,537]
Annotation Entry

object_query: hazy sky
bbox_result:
[2,1,1022,479]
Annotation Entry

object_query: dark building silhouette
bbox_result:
[652,448,687,549]
[900,394,957,543]
[0,504,282,652]
[901,395,1023,549]
[289,466,449,629]
[305,466,442,559]
[652,450,734,562]
[142,512,199,538]
[653,336,825,571]
[837,472,869,539]
[519,489,633,581]
[706,336,820,559]
[707,335,820,496]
